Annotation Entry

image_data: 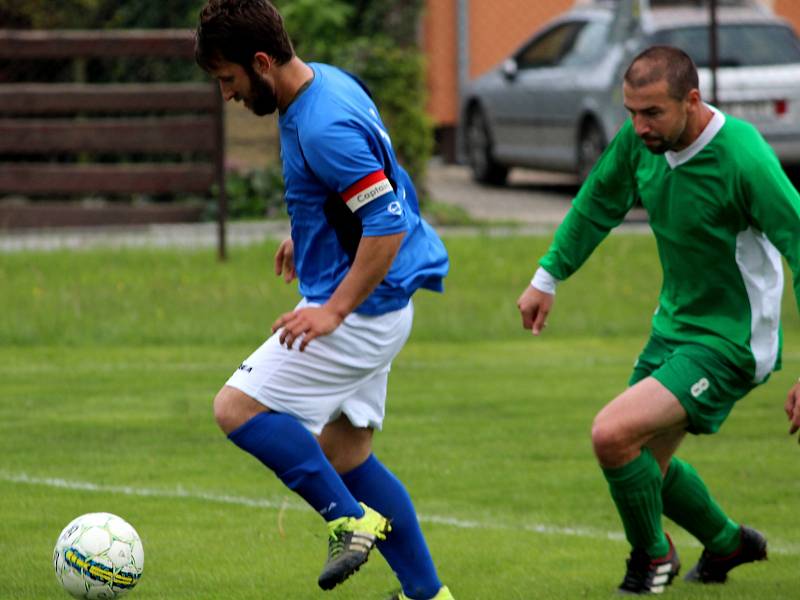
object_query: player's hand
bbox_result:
[784,379,800,442]
[516,285,554,336]
[271,306,343,352]
[274,238,296,283]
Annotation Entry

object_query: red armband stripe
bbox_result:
[342,170,393,212]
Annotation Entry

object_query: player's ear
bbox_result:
[252,52,273,76]
[686,88,702,108]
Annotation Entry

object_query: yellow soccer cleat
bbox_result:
[387,585,455,600]
[318,502,391,590]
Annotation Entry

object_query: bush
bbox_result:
[208,165,286,221]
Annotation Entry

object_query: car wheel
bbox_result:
[577,121,605,183]
[466,106,508,186]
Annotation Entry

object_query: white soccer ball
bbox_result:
[53,512,144,599]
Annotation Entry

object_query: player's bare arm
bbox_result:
[274,237,296,283]
[272,232,405,350]
[517,285,554,336]
[785,379,800,440]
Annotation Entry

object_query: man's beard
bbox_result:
[245,69,278,116]
[641,135,672,155]
[641,117,687,155]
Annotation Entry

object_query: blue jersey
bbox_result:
[278,63,449,315]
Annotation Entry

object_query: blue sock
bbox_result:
[228,412,363,521]
[341,454,441,600]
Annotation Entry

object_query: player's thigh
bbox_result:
[650,344,756,435]
[594,376,688,452]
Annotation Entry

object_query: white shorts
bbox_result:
[225,299,414,435]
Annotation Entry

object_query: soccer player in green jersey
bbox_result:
[517,46,800,594]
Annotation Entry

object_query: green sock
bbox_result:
[662,457,740,555]
[603,448,669,558]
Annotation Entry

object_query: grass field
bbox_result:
[1,234,798,599]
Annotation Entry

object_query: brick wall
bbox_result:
[775,0,800,31]
[422,0,461,133]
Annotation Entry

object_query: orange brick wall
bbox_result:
[468,1,571,79]
[775,0,800,32]
[424,0,800,128]
[422,0,460,131]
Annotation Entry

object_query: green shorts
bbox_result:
[629,334,758,435]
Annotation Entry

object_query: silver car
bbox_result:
[459,0,800,185]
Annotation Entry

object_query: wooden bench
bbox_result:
[0,29,229,258]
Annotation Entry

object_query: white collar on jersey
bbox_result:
[665,104,725,169]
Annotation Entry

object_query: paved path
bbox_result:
[428,161,648,226]
[0,163,648,252]
[428,162,580,225]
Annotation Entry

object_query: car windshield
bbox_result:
[650,24,800,67]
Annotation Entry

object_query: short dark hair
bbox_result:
[195,0,294,72]
[624,46,699,101]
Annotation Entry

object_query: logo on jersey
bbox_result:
[342,170,393,212]
[387,201,403,216]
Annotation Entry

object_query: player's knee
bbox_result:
[591,417,629,466]
[213,387,252,435]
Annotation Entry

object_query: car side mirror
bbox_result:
[502,58,519,81]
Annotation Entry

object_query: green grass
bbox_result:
[1,235,798,599]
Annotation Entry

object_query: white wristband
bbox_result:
[531,267,559,295]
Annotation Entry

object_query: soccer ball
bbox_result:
[53,512,144,599]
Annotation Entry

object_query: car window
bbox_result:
[516,21,586,69]
[650,24,800,67]
[561,21,611,67]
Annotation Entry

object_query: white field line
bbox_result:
[3,471,798,556]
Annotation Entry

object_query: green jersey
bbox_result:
[540,108,800,383]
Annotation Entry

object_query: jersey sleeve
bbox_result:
[300,119,408,237]
[539,121,638,280]
[740,135,800,314]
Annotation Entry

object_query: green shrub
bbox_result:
[208,165,285,221]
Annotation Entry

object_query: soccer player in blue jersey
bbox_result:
[195,2,454,599]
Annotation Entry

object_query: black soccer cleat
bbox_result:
[618,534,681,595]
[684,525,767,584]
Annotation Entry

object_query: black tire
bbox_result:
[465,106,509,186]
[577,120,605,183]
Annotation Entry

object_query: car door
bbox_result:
[534,19,614,170]
[490,20,587,165]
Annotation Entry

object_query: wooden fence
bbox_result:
[0,29,229,258]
